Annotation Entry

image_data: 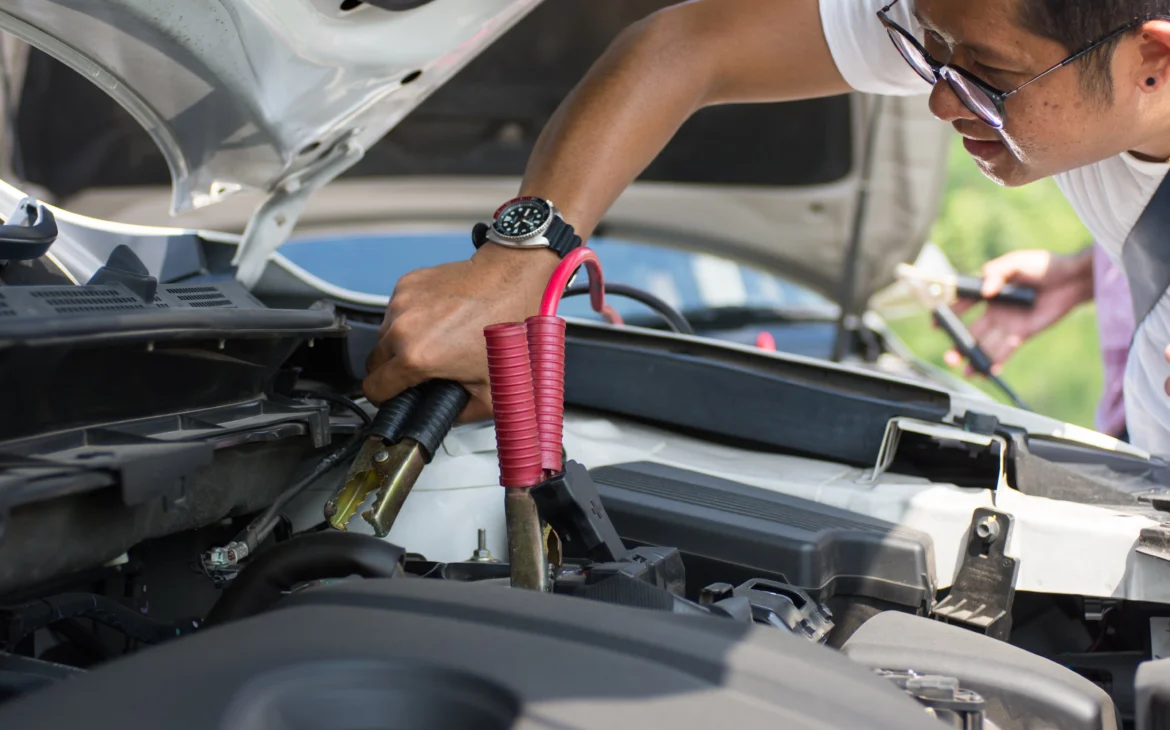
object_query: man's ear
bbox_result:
[1134,20,1170,92]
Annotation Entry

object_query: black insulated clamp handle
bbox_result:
[530,460,628,563]
[932,304,1029,409]
[955,275,1036,307]
[933,306,994,376]
[402,380,470,461]
[370,386,424,442]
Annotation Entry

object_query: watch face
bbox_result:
[494,198,552,239]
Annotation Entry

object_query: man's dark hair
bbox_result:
[1017,0,1169,97]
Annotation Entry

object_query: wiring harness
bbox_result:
[201,394,372,580]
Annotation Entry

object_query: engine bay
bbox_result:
[4,229,1170,729]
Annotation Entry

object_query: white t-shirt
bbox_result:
[820,0,1170,455]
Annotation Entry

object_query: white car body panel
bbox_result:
[291,409,1170,604]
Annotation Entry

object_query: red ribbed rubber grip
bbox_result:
[484,322,544,488]
[525,315,566,472]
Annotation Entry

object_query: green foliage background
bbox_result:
[886,137,1103,428]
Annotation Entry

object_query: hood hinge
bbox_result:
[233,135,365,288]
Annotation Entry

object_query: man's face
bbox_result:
[916,0,1146,187]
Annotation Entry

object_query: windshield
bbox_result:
[279,231,835,325]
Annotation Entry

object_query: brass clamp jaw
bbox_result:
[324,380,468,537]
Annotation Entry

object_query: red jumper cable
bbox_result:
[488,247,618,479]
[484,246,615,589]
[538,247,622,323]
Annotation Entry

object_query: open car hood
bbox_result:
[2,0,950,308]
[0,0,541,212]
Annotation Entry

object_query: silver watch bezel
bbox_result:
[486,197,562,248]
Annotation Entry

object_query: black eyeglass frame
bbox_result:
[878,0,1167,129]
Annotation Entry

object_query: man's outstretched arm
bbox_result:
[363,0,851,418]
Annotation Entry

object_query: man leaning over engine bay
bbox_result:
[364,0,1170,456]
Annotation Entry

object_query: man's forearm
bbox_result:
[474,0,849,276]
[473,11,707,275]
[516,0,849,242]
[517,12,714,242]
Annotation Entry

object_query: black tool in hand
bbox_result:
[895,263,1037,308]
[932,304,1030,410]
[953,274,1036,307]
[896,264,1032,410]
[325,380,469,537]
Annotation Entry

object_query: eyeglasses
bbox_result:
[878,0,1161,129]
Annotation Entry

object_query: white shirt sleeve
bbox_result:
[818,0,929,96]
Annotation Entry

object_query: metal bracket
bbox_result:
[875,669,987,730]
[1137,523,1170,563]
[932,508,1018,641]
[233,136,365,288]
[731,578,834,643]
[863,417,1008,492]
[1082,597,1117,622]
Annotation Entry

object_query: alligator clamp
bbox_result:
[324,380,468,537]
[894,263,1037,308]
[895,264,1031,411]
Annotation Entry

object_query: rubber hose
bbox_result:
[483,322,543,488]
[204,532,405,626]
[525,315,566,472]
[3,594,200,647]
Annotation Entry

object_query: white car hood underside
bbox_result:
[0,0,541,214]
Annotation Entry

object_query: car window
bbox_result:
[279,231,834,323]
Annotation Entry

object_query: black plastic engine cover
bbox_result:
[0,579,946,730]
[590,462,935,608]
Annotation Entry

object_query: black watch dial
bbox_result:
[494,198,552,239]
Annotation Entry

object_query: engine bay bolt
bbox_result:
[373,450,390,464]
[469,528,498,563]
[975,515,1001,544]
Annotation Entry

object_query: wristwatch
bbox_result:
[472,196,582,258]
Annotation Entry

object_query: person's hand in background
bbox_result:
[945,248,1094,375]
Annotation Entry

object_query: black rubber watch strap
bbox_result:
[544,217,583,257]
[472,222,490,249]
[471,217,581,258]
